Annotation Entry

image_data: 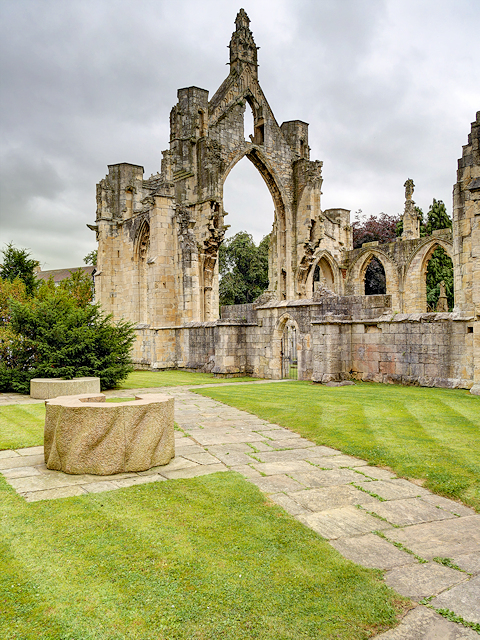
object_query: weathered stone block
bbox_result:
[44,394,174,475]
[31,377,100,400]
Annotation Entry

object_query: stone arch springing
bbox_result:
[221,147,290,300]
[404,238,454,312]
[135,220,150,324]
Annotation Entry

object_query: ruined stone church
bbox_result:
[91,10,479,394]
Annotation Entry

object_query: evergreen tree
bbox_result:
[0,243,39,296]
[0,273,135,393]
[84,250,97,266]
[424,199,454,310]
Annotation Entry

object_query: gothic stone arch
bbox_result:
[304,250,341,296]
[403,237,454,312]
[94,10,350,329]
[346,249,401,311]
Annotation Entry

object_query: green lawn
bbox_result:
[115,370,259,389]
[196,382,480,512]
[0,404,46,450]
[0,472,407,640]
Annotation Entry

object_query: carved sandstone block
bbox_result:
[44,394,174,475]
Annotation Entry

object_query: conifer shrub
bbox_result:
[0,275,135,394]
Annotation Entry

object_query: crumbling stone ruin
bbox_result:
[91,10,479,394]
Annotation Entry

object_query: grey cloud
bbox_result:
[0,0,479,267]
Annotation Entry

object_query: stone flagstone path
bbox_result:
[1,384,479,638]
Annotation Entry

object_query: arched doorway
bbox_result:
[281,319,298,379]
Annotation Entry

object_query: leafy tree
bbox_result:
[84,249,97,266]
[0,243,39,296]
[219,232,269,306]
[0,275,135,394]
[352,212,400,249]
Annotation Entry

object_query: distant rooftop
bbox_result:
[36,266,95,283]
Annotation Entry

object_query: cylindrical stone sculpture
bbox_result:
[44,393,175,475]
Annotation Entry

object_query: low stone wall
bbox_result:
[30,377,100,399]
[125,299,478,391]
[44,393,175,475]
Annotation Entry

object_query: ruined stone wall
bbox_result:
[90,11,478,394]
[453,112,480,393]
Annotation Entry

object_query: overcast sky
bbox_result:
[1,0,479,269]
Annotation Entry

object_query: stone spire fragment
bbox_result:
[229,8,258,77]
[402,178,421,239]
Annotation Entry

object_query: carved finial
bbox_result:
[404,178,414,201]
[229,9,258,76]
[402,178,420,240]
[235,8,250,30]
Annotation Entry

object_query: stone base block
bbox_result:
[44,394,175,475]
[30,377,100,399]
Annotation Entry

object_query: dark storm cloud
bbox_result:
[1,0,479,267]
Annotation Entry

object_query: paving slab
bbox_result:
[253,449,320,463]
[354,466,397,480]
[369,498,456,526]
[289,468,362,488]
[112,475,166,488]
[229,464,262,478]
[186,431,267,446]
[153,456,198,473]
[300,455,339,469]
[265,437,314,450]
[1,466,43,479]
[0,449,21,459]
[181,452,220,465]
[256,429,300,440]
[0,454,45,470]
[330,533,417,570]
[246,440,275,452]
[83,481,122,494]
[17,446,45,456]
[384,562,467,601]
[450,553,480,576]
[205,446,256,466]
[289,485,378,511]
[373,605,479,639]
[353,479,430,501]
[429,575,480,624]
[322,454,369,468]
[248,473,304,494]
[387,516,480,559]
[24,485,88,502]
[82,471,137,481]
[419,494,476,517]
[174,444,207,457]
[268,492,311,516]
[7,472,91,493]
[158,463,228,480]
[251,460,318,476]
[297,506,392,540]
